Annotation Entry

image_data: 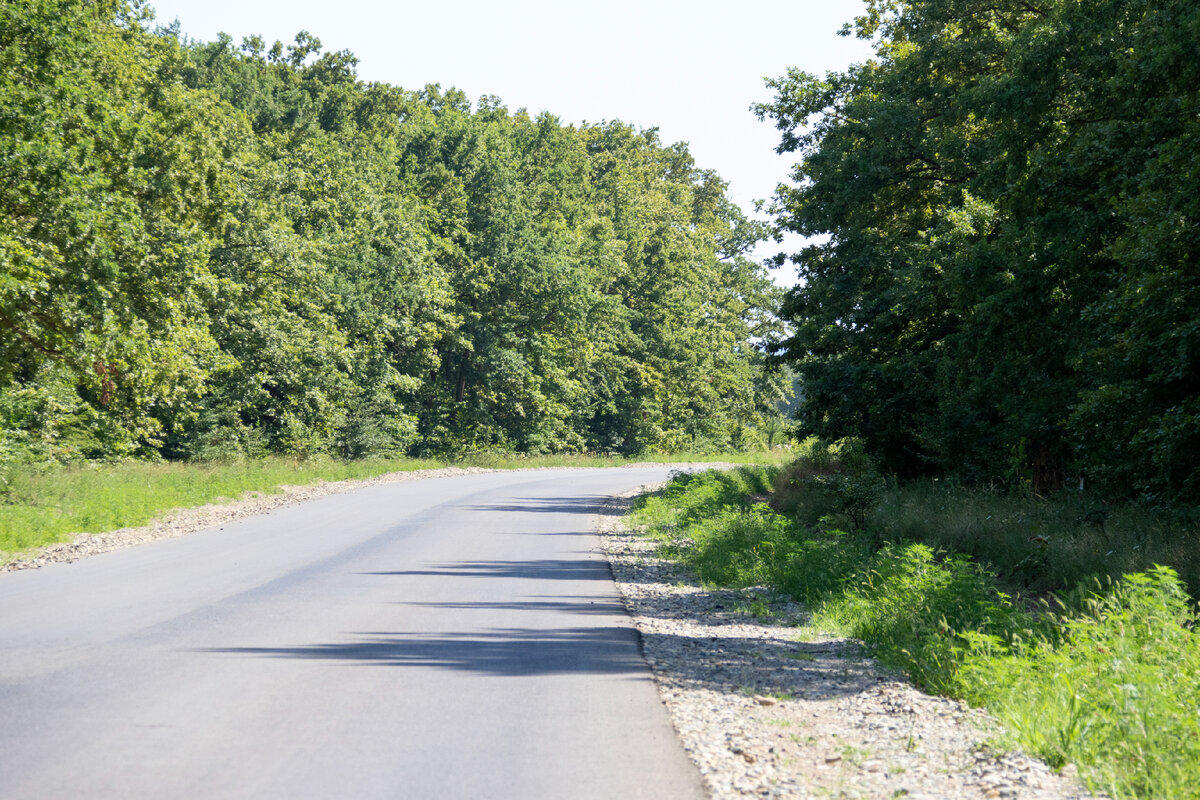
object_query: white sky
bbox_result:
[146,0,875,278]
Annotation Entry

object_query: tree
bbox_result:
[759,0,1200,500]
[1,4,787,464]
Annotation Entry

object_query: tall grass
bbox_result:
[871,482,1200,598]
[631,467,1200,800]
[0,450,791,558]
[957,567,1200,799]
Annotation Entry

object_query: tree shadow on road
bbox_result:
[201,620,877,701]
[458,495,627,516]
[361,557,612,582]
[202,491,882,700]
[401,597,628,616]
[203,625,648,677]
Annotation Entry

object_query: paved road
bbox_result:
[0,468,707,799]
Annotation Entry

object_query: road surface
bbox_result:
[0,467,708,799]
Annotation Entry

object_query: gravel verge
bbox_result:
[597,488,1099,800]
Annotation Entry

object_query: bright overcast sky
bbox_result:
[147,0,875,275]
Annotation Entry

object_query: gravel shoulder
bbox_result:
[597,488,1098,800]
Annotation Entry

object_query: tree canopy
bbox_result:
[758,0,1199,502]
[1,0,788,465]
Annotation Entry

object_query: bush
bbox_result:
[771,438,885,530]
[814,541,1028,692]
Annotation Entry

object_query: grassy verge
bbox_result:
[0,449,790,558]
[869,481,1200,599]
[631,466,1200,800]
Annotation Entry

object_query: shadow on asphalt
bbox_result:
[360,558,611,582]
[458,495,624,516]
[203,626,648,676]
[200,622,873,699]
[203,491,878,699]
[402,597,627,615]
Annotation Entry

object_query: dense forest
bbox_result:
[759,0,1199,504]
[0,0,788,466]
[4,0,1196,509]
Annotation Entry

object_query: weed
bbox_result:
[956,566,1200,799]
[633,467,1200,800]
[737,598,773,617]
[839,745,870,765]
[770,438,884,531]
[869,481,1200,597]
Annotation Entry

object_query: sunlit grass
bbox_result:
[0,456,423,555]
[631,467,1200,800]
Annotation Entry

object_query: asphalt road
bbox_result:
[0,467,708,799]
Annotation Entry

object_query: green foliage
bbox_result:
[958,567,1200,799]
[815,541,1026,690]
[0,0,789,471]
[632,466,779,534]
[633,468,1200,799]
[1,0,236,455]
[758,0,1200,502]
[770,438,885,530]
[871,481,1200,597]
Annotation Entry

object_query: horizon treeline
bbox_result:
[760,0,1199,504]
[0,0,789,466]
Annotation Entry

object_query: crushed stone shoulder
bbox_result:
[596,488,1098,800]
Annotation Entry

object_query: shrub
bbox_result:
[771,438,885,530]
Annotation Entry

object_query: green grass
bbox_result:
[956,567,1200,799]
[0,450,790,559]
[869,481,1200,598]
[0,456,423,556]
[631,467,1200,800]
